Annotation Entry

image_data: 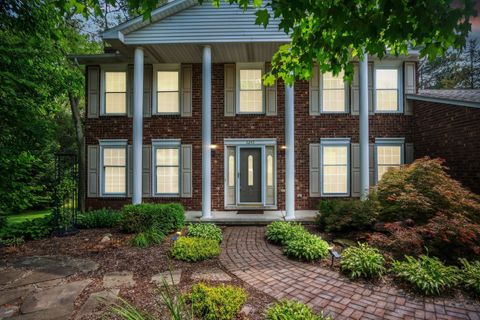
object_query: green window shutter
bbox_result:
[87,66,100,118]
[87,145,99,197]
[180,144,192,198]
[368,63,374,114]
[143,65,152,117]
[127,145,133,197]
[309,143,321,197]
[405,143,414,164]
[127,65,134,117]
[265,80,277,116]
[224,64,236,116]
[369,143,375,186]
[180,64,193,117]
[404,62,416,115]
[350,63,359,115]
[351,143,360,197]
[309,65,320,115]
[142,145,151,197]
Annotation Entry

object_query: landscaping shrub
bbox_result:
[76,209,123,229]
[266,300,332,320]
[266,221,306,245]
[171,237,220,262]
[187,223,222,243]
[460,259,480,296]
[0,216,53,240]
[0,237,25,247]
[121,203,185,234]
[391,255,460,295]
[376,157,480,223]
[131,228,165,248]
[283,233,329,262]
[340,243,386,279]
[367,222,424,259]
[317,195,378,232]
[0,215,7,229]
[188,283,247,320]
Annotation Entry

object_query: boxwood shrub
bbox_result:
[171,237,220,262]
[121,203,185,234]
[392,255,460,295]
[188,283,247,320]
[187,223,222,243]
[340,243,386,279]
[266,300,332,320]
[266,221,306,245]
[283,233,329,262]
[77,208,123,229]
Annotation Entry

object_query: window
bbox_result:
[267,155,273,186]
[100,140,127,196]
[228,155,235,187]
[375,139,404,182]
[376,69,399,112]
[104,71,127,114]
[321,139,350,196]
[155,146,180,195]
[238,64,264,113]
[322,70,346,112]
[153,65,180,114]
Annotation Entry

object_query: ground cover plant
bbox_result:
[171,237,220,262]
[266,300,332,320]
[187,283,247,320]
[459,259,480,296]
[391,255,460,295]
[187,223,222,243]
[340,243,386,279]
[76,208,123,229]
[265,221,306,245]
[131,228,165,248]
[283,233,329,262]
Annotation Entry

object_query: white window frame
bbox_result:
[152,139,181,197]
[321,71,348,114]
[236,62,265,115]
[152,64,181,115]
[320,138,351,197]
[374,63,403,113]
[99,139,128,197]
[100,65,128,116]
[374,137,405,183]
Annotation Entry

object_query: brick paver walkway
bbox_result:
[220,227,480,320]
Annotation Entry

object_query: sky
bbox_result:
[470,0,480,39]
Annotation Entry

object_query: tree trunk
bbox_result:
[69,93,86,213]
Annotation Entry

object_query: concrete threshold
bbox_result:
[185,210,317,225]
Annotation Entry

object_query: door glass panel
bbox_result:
[228,155,235,187]
[267,155,273,186]
[248,155,254,186]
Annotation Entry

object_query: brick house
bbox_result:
[75,0,479,220]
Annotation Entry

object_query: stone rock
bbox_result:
[151,270,182,286]
[0,287,32,305]
[7,271,66,289]
[11,256,98,276]
[0,305,20,318]
[100,235,111,243]
[75,289,119,319]
[191,268,232,282]
[0,269,25,286]
[241,305,253,315]
[103,271,135,288]
[20,279,92,317]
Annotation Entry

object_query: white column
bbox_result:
[132,47,144,205]
[202,45,212,219]
[285,83,295,220]
[359,53,370,200]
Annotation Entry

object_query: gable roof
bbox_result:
[102,0,289,45]
[407,89,480,109]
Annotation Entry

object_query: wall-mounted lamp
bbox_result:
[210,144,217,156]
[280,145,287,150]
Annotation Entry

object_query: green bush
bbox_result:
[460,259,480,296]
[131,228,165,248]
[188,283,247,320]
[187,223,222,243]
[77,209,123,229]
[121,203,185,234]
[283,233,329,262]
[340,243,386,279]
[171,237,220,262]
[0,237,25,247]
[266,300,332,320]
[0,216,53,240]
[266,221,306,245]
[317,196,378,232]
[392,255,460,295]
[0,215,7,229]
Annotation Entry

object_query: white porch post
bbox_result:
[285,83,295,220]
[132,47,144,205]
[359,53,370,200]
[202,45,212,219]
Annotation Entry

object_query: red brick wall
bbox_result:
[85,63,413,211]
[412,100,480,194]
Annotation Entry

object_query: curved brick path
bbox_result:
[220,227,480,320]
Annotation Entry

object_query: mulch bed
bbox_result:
[0,227,275,320]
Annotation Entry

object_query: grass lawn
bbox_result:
[5,209,51,224]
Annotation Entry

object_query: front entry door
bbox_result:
[239,148,262,203]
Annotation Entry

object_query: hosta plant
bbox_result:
[283,233,329,262]
[266,300,332,320]
[187,223,222,243]
[340,243,386,279]
[266,221,306,245]
[392,255,460,295]
[460,259,480,296]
